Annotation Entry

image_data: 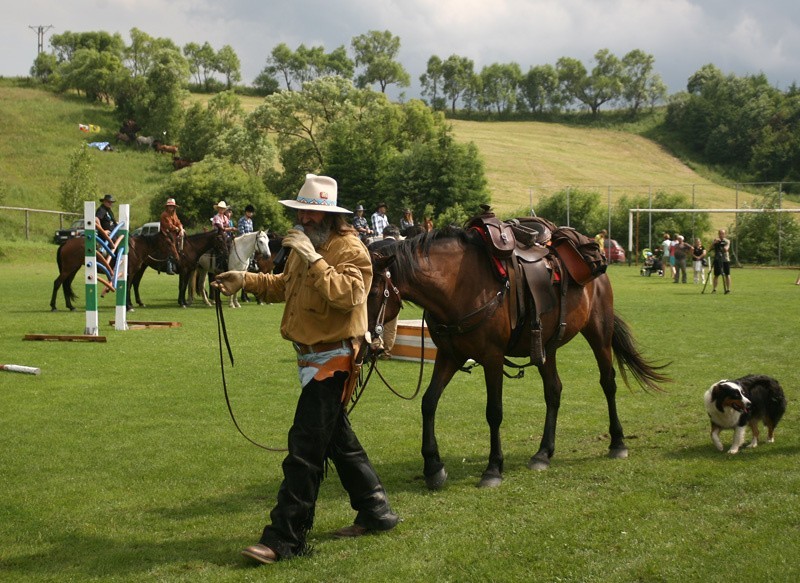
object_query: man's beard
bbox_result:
[304,219,332,248]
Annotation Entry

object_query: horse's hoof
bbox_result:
[608,448,629,459]
[50,307,57,312]
[527,456,550,471]
[478,473,502,488]
[68,307,76,312]
[424,468,448,490]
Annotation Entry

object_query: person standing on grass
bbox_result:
[672,235,692,284]
[660,233,672,279]
[212,174,399,566]
[692,238,707,284]
[711,229,732,294]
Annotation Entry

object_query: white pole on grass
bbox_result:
[84,201,99,336]
[114,204,129,331]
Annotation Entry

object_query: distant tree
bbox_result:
[49,30,125,63]
[261,43,304,90]
[252,70,280,96]
[251,77,488,213]
[30,52,58,83]
[182,41,217,89]
[323,46,355,79]
[519,64,561,113]
[534,188,604,234]
[479,62,522,115]
[734,191,800,264]
[125,28,167,78]
[557,49,623,115]
[621,49,666,114]
[57,48,125,102]
[177,91,243,162]
[211,118,276,177]
[434,203,470,229]
[153,156,290,232]
[420,55,444,109]
[441,54,475,114]
[59,144,98,214]
[610,192,712,250]
[135,47,190,140]
[215,45,241,89]
[351,30,410,93]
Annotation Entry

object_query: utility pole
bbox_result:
[29,25,54,54]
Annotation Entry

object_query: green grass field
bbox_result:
[2,240,799,582]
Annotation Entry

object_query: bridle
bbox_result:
[368,268,425,401]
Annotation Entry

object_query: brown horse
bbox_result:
[367,226,669,490]
[128,228,230,308]
[50,228,228,311]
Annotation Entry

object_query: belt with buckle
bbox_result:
[293,340,347,355]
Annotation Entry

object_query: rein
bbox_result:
[370,269,424,401]
[214,287,287,452]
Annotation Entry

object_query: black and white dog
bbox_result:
[704,374,787,454]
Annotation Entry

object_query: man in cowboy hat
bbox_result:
[351,203,372,242]
[371,201,389,238]
[95,194,119,248]
[212,174,399,565]
[159,198,184,275]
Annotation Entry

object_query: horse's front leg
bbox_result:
[421,354,464,490]
[479,359,505,488]
[529,354,563,471]
[177,273,188,307]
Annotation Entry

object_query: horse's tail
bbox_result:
[611,313,670,392]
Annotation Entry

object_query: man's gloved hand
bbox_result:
[283,229,323,264]
[211,271,246,296]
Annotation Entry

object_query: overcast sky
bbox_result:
[3,0,800,98]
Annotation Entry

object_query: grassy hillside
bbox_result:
[2,83,790,243]
[0,83,174,241]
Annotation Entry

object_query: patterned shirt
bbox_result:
[371,212,389,237]
[238,215,253,234]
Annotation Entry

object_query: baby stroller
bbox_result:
[640,248,664,277]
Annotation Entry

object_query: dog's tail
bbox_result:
[612,313,671,392]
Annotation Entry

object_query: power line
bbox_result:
[28,25,54,54]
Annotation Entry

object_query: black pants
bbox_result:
[259,372,397,558]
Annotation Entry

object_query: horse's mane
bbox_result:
[387,226,482,279]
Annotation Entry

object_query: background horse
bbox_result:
[51,228,229,311]
[191,230,270,308]
[368,226,668,490]
[127,228,229,308]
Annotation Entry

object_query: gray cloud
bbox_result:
[4,0,799,96]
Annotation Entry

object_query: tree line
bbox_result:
[31,27,800,254]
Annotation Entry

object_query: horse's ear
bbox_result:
[371,252,396,270]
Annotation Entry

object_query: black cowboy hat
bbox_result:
[100,194,116,203]
[376,202,387,210]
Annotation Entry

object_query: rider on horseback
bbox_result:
[159,198,184,275]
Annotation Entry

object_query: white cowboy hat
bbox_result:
[214,201,228,210]
[280,174,351,214]
[165,198,178,207]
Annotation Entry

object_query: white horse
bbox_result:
[191,230,270,308]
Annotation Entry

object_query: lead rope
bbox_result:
[214,286,287,452]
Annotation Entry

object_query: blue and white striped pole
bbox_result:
[114,204,129,331]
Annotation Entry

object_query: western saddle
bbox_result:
[466,205,607,366]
